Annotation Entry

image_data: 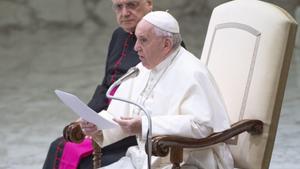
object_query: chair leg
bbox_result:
[170,147,183,169]
[92,140,102,169]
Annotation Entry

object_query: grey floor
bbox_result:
[0,18,300,169]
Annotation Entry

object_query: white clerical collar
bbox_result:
[152,46,181,73]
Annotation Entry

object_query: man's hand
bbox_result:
[113,116,142,135]
[78,118,98,138]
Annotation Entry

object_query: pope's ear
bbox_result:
[146,0,153,10]
[164,38,173,50]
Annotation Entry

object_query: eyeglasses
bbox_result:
[112,1,140,12]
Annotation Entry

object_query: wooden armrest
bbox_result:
[152,119,263,157]
[62,122,102,169]
[63,122,85,143]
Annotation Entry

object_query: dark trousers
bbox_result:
[42,136,137,169]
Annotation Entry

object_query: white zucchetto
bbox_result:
[143,11,180,33]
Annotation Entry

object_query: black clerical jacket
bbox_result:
[88,28,140,112]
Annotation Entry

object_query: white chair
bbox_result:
[151,0,298,168]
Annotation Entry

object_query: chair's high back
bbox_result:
[200,0,297,168]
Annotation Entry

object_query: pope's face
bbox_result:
[112,0,153,33]
[134,20,167,69]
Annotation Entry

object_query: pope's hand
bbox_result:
[78,118,98,138]
[113,116,142,135]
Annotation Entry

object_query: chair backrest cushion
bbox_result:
[200,0,297,168]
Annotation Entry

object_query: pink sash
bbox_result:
[59,138,93,169]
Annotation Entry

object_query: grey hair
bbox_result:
[152,26,182,49]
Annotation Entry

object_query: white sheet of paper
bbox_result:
[54,90,119,129]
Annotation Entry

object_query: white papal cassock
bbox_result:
[100,46,234,169]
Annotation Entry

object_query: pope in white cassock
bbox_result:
[83,11,234,169]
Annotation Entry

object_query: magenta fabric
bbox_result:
[59,138,93,169]
[108,85,119,104]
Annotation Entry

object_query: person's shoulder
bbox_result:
[112,27,127,37]
[110,27,131,44]
[176,47,209,75]
[109,27,127,47]
[178,47,203,67]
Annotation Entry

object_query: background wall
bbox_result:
[0,0,299,168]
